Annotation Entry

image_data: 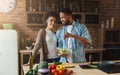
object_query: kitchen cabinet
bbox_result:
[100,28,120,60]
[25,0,100,27]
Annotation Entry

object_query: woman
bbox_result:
[32,12,59,63]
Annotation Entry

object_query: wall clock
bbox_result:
[0,0,16,13]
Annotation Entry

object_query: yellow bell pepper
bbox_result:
[56,64,64,71]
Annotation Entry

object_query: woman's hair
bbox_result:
[44,11,59,21]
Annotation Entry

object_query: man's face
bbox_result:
[59,12,70,26]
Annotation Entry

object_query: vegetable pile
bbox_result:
[49,62,74,75]
[25,61,74,75]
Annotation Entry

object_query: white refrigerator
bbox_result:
[0,30,18,75]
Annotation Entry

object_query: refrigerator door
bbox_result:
[0,30,18,75]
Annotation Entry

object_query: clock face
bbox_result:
[0,0,16,13]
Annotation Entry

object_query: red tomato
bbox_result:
[54,71,58,75]
[59,69,64,75]
[64,68,67,72]
[68,70,73,74]
[49,64,56,70]
[51,69,57,74]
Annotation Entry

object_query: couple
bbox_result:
[32,8,92,63]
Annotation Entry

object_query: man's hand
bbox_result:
[57,53,68,57]
[64,32,90,45]
[64,32,74,39]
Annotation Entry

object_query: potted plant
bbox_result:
[25,38,33,49]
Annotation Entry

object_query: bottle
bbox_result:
[38,1,41,12]
[101,21,104,28]
[51,4,56,12]
[29,52,33,70]
[29,0,32,11]
[106,19,109,28]
[111,17,114,28]
[89,54,93,65]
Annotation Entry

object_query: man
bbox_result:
[56,8,92,63]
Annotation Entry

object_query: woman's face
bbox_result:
[46,16,57,29]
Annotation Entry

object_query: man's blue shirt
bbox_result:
[56,21,91,63]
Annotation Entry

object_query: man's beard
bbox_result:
[63,19,70,26]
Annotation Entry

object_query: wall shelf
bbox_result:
[25,0,101,27]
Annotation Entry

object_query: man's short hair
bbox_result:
[60,8,72,15]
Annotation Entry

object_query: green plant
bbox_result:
[25,38,32,47]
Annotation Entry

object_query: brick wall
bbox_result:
[100,0,120,28]
[0,0,39,38]
[0,0,120,49]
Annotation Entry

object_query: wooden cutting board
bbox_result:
[62,63,75,68]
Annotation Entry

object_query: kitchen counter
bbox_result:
[22,61,120,75]
[19,48,105,53]
[20,48,105,75]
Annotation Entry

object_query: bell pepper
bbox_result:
[56,64,64,71]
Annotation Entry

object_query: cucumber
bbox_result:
[53,62,62,65]
[88,65,98,69]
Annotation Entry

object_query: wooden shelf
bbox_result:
[72,12,83,15]
[105,48,120,50]
[26,11,46,14]
[84,0,99,1]
[104,42,120,44]
[27,24,46,27]
[85,12,100,15]
[25,0,100,27]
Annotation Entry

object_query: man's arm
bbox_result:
[64,32,90,45]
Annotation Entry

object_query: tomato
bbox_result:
[51,69,57,74]
[68,70,73,74]
[54,71,58,75]
[49,64,56,70]
[64,68,67,72]
[59,69,64,75]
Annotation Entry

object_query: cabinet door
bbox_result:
[103,29,120,60]
[103,30,120,49]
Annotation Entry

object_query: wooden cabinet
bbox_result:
[103,29,120,49]
[25,0,100,27]
[101,29,120,60]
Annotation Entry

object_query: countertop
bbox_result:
[22,60,120,75]
[19,48,105,53]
